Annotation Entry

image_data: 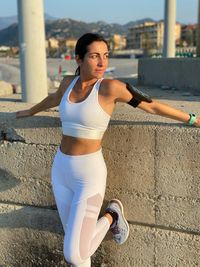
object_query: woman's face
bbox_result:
[77,41,109,79]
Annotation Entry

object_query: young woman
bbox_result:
[16,33,200,267]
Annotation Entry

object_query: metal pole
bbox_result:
[17,0,48,103]
[197,0,200,57]
[163,0,176,57]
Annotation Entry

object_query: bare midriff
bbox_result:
[60,135,102,155]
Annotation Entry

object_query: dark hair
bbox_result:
[75,33,109,75]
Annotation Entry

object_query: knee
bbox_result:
[64,243,85,266]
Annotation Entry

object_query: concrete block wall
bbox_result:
[138,58,200,94]
[0,102,200,266]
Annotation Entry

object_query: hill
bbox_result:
[0,17,155,46]
[0,14,57,30]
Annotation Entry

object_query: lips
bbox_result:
[95,69,105,73]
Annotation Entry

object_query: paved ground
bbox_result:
[0,57,138,85]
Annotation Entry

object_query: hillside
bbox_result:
[0,17,155,46]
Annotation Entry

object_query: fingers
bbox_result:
[194,117,200,127]
[16,112,23,119]
[15,110,31,119]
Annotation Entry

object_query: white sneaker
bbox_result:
[106,199,130,245]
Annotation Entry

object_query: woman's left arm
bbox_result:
[110,80,200,127]
[138,100,200,127]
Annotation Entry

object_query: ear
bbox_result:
[75,55,82,66]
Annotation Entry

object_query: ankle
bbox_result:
[106,210,118,228]
[104,213,113,225]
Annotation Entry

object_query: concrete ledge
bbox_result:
[138,58,200,93]
[0,101,200,266]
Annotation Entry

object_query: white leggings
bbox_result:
[51,148,110,267]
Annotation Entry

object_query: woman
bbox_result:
[16,33,200,267]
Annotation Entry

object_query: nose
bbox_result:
[97,56,107,67]
[97,57,103,66]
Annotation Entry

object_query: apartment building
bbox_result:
[109,34,127,51]
[46,37,59,50]
[64,38,77,50]
[181,24,197,46]
[127,20,181,50]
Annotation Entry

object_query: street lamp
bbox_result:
[163,0,176,58]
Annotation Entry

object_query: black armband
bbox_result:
[128,98,141,108]
[126,83,152,108]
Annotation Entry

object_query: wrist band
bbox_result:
[188,113,196,125]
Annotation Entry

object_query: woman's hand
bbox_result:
[194,117,200,127]
[16,109,32,119]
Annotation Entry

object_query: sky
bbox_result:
[0,0,198,25]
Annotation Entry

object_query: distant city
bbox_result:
[0,15,198,58]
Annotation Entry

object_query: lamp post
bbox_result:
[17,0,48,103]
[163,0,176,57]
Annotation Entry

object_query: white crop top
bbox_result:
[59,76,111,139]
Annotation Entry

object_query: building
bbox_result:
[46,37,59,49]
[64,38,77,50]
[181,24,197,47]
[109,34,127,51]
[127,20,181,51]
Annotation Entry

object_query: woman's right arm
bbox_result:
[16,77,70,118]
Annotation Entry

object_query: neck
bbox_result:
[78,77,98,90]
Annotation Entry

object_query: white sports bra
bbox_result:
[59,76,111,139]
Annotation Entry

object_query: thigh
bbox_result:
[51,153,74,232]
[51,180,73,232]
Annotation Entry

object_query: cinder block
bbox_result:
[0,204,67,266]
[0,174,54,207]
[0,112,61,145]
[17,126,62,145]
[104,124,155,155]
[156,127,200,157]
[14,113,61,144]
[0,204,62,233]
[104,148,155,194]
[155,127,200,198]
[0,142,57,179]
[155,229,200,266]
[0,204,155,267]
[156,196,200,233]
[105,189,155,225]
[94,225,155,267]
[156,154,200,198]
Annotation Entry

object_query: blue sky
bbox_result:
[0,0,198,24]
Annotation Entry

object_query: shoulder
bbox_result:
[59,75,76,95]
[101,78,124,89]
[100,79,125,96]
[100,78,132,102]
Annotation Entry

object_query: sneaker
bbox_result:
[106,199,129,245]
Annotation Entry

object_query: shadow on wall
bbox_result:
[0,204,63,235]
[0,112,61,130]
[0,168,63,235]
[0,111,186,134]
[0,168,20,192]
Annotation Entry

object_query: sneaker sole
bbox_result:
[110,198,130,244]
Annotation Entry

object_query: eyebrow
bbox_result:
[88,52,109,55]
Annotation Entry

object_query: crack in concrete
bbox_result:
[1,200,199,238]
[0,128,25,143]
[0,200,57,210]
[128,219,200,237]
